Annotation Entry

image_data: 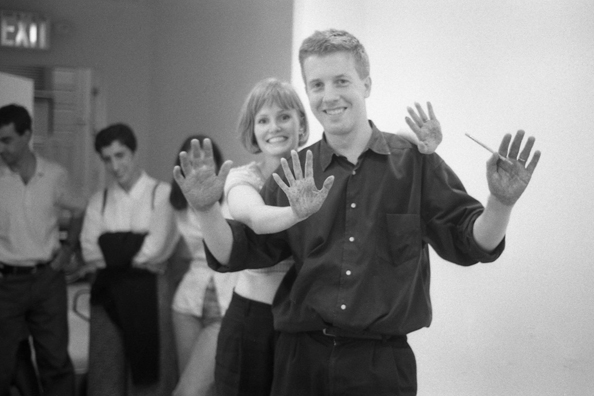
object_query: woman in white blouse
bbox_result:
[169,135,238,396]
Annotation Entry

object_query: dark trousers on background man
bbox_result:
[0,265,75,396]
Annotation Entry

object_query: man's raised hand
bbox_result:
[486,130,541,206]
[405,101,442,154]
[173,138,233,211]
[272,150,334,220]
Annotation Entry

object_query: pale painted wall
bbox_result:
[292,1,594,395]
[0,72,33,112]
[149,0,293,181]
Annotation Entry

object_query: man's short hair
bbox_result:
[94,123,137,154]
[0,104,32,135]
[237,78,309,154]
[298,29,370,81]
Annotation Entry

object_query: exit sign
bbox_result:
[1,10,50,50]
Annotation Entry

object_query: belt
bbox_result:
[0,261,51,276]
[321,326,407,343]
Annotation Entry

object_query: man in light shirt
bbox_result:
[0,103,86,396]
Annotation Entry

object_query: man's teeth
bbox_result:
[326,108,344,115]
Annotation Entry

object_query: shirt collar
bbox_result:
[319,120,391,170]
[0,153,46,179]
[33,155,47,178]
[113,170,149,198]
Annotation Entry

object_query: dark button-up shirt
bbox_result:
[207,121,504,336]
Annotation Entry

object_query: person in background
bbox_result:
[169,135,238,396]
[0,103,86,396]
[80,123,179,396]
[176,29,540,396]
[173,77,440,395]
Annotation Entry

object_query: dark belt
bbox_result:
[321,326,407,343]
[0,261,51,276]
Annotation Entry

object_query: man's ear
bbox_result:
[364,76,372,99]
[23,129,33,147]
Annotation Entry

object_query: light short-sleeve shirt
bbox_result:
[0,156,79,265]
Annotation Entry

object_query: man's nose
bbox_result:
[322,86,339,102]
[108,159,119,172]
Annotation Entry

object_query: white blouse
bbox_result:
[81,171,178,268]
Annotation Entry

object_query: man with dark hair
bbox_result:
[80,123,179,396]
[175,29,541,395]
[0,103,86,396]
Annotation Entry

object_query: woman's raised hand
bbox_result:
[173,138,234,211]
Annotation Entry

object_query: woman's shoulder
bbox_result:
[229,161,260,176]
[225,161,265,192]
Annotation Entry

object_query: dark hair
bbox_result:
[94,123,137,154]
[169,135,224,211]
[298,29,370,81]
[237,78,309,154]
[0,104,32,135]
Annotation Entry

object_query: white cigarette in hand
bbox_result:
[465,133,513,165]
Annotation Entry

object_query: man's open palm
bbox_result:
[272,150,334,220]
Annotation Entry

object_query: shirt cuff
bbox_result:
[205,219,248,273]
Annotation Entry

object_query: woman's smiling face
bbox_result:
[253,102,302,158]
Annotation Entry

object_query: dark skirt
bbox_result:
[215,292,276,396]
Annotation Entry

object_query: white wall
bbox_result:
[292,1,594,395]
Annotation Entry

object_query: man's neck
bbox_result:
[11,151,37,184]
[119,169,143,192]
[325,123,373,165]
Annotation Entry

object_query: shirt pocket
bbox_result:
[376,214,422,266]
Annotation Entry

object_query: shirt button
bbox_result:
[349,237,355,242]
[341,304,346,310]
[350,203,356,208]
[346,270,352,276]
[352,170,356,175]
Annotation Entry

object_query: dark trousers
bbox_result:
[0,266,75,396]
[272,331,417,396]
[215,292,276,396]
[12,339,41,396]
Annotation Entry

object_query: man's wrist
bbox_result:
[487,194,515,210]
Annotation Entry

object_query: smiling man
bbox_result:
[185,29,541,395]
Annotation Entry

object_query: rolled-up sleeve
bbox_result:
[205,219,291,273]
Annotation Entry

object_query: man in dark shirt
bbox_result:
[174,29,541,396]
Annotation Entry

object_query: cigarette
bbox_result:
[465,133,513,165]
